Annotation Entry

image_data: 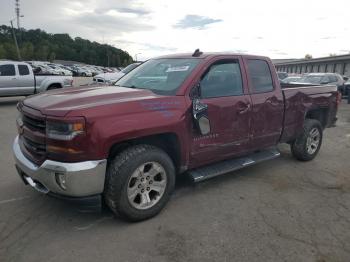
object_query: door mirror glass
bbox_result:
[197,116,211,135]
[193,98,211,135]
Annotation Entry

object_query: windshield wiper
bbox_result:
[124,85,146,89]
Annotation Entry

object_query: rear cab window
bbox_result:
[18,65,30,75]
[0,64,16,76]
[247,59,274,93]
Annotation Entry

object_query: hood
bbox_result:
[95,72,125,81]
[23,85,159,116]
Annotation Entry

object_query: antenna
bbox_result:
[192,49,203,57]
[15,0,20,29]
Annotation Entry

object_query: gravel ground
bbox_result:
[0,96,349,262]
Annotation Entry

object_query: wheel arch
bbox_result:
[46,82,63,90]
[108,132,182,173]
[305,107,329,128]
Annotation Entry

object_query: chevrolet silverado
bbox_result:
[13,51,340,221]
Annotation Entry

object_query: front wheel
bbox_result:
[291,119,323,161]
[104,145,175,222]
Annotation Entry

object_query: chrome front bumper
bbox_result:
[13,136,107,197]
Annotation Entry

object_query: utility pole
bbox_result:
[15,0,20,29]
[134,53,141,62]
[10,19,21,60]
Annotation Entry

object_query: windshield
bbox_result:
[121,63,140,74]
[116,58,201,95]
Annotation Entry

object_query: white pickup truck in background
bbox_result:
[0,61,73,97]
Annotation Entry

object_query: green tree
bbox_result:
[20,42,34,60]
[0,44,6,59]
[49,52,56,62]
[0,25,132,65]
[35,45,49,60]
[116,54,121,67]
[3,43,17,60]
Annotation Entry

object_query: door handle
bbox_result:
[12,77,17,80]
[237,104,251,114]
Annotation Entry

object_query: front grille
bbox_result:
[22,113,46,131]
[22,136,46,156]
[19,107,46,164]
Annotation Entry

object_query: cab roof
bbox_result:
[154,52,270,61]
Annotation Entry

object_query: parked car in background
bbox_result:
[281,76,302,83]
[298,73,345,93]
[343,79,350,97]
[93,62,141,84]
[32,64,60,75]
[0,61,73,97]
[70,66,93,77]
[277,71,288,80]
[47,64,73,76]
[13,52,339,221]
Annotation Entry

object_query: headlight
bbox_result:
[46,119,85,141]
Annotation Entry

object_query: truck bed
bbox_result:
[280,83,338,143]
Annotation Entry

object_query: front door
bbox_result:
[0,64,18,96]
[190,58,252,167]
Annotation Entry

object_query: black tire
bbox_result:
[47,84,61,90]
[104,145,175,222]
[291,119,323,161]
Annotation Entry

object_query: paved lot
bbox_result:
[0,97,349,262]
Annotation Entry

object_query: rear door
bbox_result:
[243,58,284,150]
[190,57,253,167]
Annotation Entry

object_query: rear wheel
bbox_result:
[47,84,61,90]
[291,119,323,161]
[104,145,175,222]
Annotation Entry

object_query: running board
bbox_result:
[189,148,280,182]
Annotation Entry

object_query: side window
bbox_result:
[329,75,337,83]
[322,76,330,83]
[18,65,30,75]
[247,60,274,93]
[200,61,243,98]
[0,64,16,76]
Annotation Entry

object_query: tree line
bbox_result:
[0,25,133,67]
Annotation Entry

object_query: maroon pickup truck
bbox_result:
[13,51,340,221]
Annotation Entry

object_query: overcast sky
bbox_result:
[1,0,350,61]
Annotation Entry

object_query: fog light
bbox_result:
[55,172,67,190]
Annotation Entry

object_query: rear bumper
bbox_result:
[13,136,107,197]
